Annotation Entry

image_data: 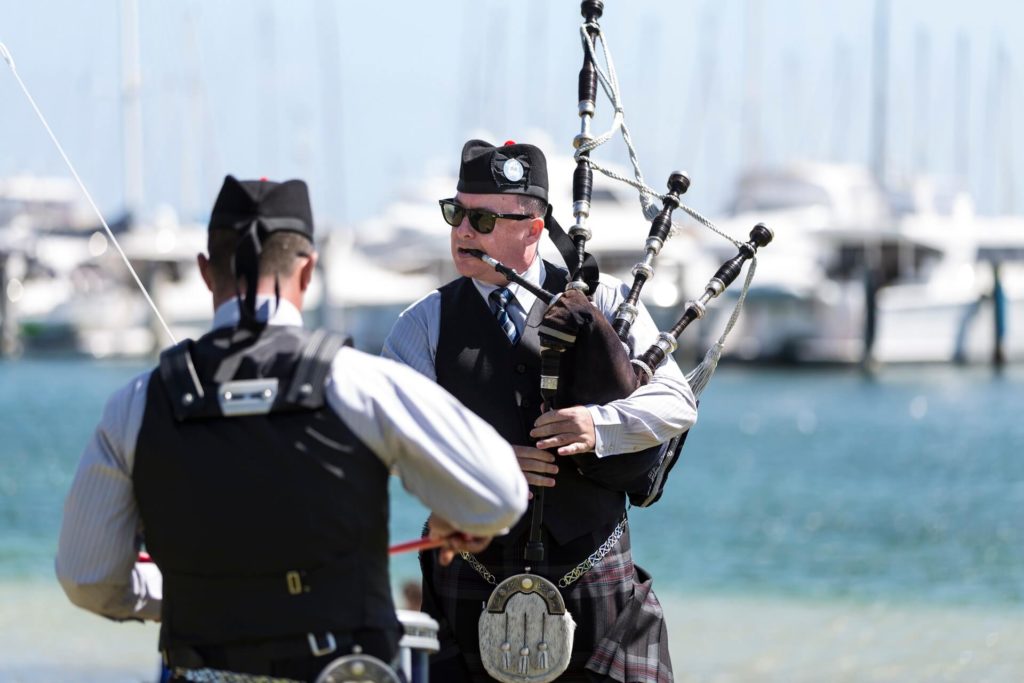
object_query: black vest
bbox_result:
[133,325,397,650]
[435,262,625,555]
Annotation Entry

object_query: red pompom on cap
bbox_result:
[503,140,516,146]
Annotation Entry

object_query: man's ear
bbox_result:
[525,216,545,244]
[299,252,318,292]
[197,253,214,293]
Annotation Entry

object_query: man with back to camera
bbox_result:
[56,175,528,682]
[383,139,697,682]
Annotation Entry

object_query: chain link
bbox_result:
[171,667,303,683]
[458,550,497,585]
[459,518,628,590]
[557,518,627,588]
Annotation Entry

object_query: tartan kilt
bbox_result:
[420,520,673,683]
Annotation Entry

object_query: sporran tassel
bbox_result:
[537,610,549,670]
[519,612,530,673]
[501,642,512,670]
[500,610,512,670]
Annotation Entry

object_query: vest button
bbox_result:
[515,363,527,373]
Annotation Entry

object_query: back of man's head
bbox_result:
[203,175,317,303]
[205,229,312,293]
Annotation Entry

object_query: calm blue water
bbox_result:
[1,359,1022,607]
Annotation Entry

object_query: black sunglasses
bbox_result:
[438,199,533,235]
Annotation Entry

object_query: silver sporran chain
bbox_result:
[459,517,627,589]
[557,517,627,588]
[459,549,497,585]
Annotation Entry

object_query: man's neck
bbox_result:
[212,282,302,313]
[212,295,303,330]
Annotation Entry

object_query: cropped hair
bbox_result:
[206,229,313,288]
[516,195,548,218]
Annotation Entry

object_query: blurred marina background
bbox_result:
[1,0,1022,681]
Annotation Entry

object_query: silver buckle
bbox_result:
[308,631,337,657]
[217,378,279,416]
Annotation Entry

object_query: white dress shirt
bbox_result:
[382,258,698,456]
[56,296,528,622]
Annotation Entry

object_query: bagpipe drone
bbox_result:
[469,0,774,509]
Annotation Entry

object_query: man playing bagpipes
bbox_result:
[383,139,697,682]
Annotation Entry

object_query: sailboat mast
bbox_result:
[741,0,763,169]
[120,0,144,218]
[870,0,889,185]
[913,27,930,174]
[953,32,970,186]
[180,7,203,220]
[317,0,346,227]
[997,44,1014,214]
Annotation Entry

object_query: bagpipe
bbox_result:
[471,0,773,511]
[455,20,776,670]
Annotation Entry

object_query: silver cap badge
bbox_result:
[502,158,525,182]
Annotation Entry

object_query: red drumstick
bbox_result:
[388,537,446,555]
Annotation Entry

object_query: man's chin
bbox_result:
[453,259,482,278]
[453,259,500,284]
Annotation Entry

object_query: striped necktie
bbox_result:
[489,287,519,345]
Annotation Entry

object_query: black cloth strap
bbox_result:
[544,205,600,294]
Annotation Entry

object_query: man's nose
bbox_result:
[454,216,475,238]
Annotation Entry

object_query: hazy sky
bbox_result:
[1,0,1020,229]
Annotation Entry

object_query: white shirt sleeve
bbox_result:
[327,347,528,536]
[585,275,698,456]
[55,371,163,621]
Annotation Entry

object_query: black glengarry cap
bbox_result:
[208,175,314,240]
[207,175,314,325]
[457,139,548,202]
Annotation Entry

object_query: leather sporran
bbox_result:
[478,573,576,683]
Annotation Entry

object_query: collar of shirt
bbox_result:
[211,296,304,330]
[470,255,545,317]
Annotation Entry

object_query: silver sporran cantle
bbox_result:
[478,573,576,683]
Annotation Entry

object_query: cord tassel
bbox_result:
[501,642,511,670]
[519,612,530,673]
